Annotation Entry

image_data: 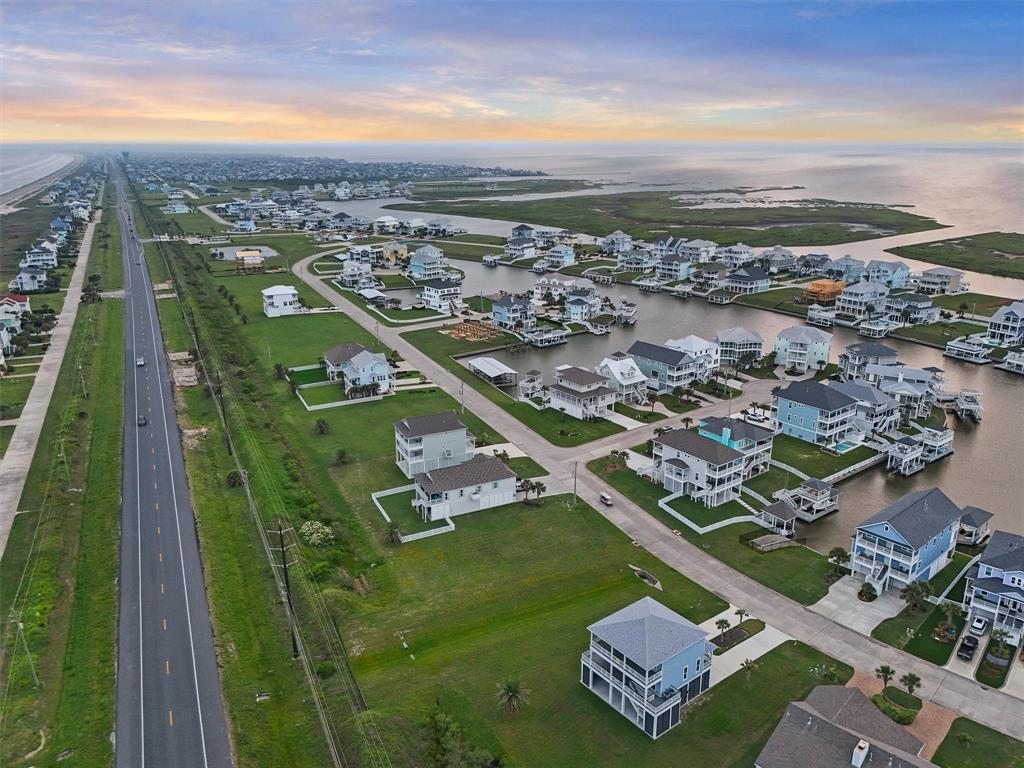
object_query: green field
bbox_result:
[408,178,591,201]
[614,401,667,422]
[388,192,945,246]
[742,466,803,498]
[932,292,1015,317]
[406,238,503,261]
[932,717,1024,768]
[770,434,876,478]
[336,289,445,325]
[0,423,14,457]
[440,233,508,245]
[0,201,59,282]
[888,231,1024,279]
[891,320,987,347]
[733,286,808,316]
[0,375,35,420]
[587,456,833,605]
[506,456,548,478]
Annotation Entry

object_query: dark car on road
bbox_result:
[137,415,147,427]
[957,635,978,662]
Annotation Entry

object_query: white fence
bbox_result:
[371,485,456,544]
[656,491,769,535]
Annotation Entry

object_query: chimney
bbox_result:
[851,739,870,768]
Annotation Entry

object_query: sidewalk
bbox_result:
[0,211,100,556]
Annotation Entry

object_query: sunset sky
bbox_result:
[3,0,1022,144]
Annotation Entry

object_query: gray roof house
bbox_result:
[756,686,930,768]
[581,597,713,739]
[964,530,1024,644]
[323,342,393,394]
[394,411,476,478]
[413,454,517,522]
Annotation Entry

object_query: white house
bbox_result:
[988,301,1024,346]
[413,455,517,522]
[884,292,939,326]
[394,411,476,478]
[773,325,832,373]
[504,237,537,261]
[544,243,576,268]
[563,287,603,322]
[915,266,966,295]
[866,260,911,288]
[595,352,648,404]
[323,342,393,394]
[835,282,890,320]
[0,294,30,334]
[713,327,763,367]
[373,215,400,233]
[837,342,900,382]
[8,267,47,293]
[649,429,745,507]
[340,260,375,289]
[664,335,720,380]
[533,275,576,302]
[601,230,633,255]
[724,266,771,294]
[758,246,797,274]
[677,239,718,263]
[419,279,464,314]
[548,365,616,420]
[716,243,756,268]
[655,255,693,283]
[261,285,301,317]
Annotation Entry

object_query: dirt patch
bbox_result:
[182,427,209,450]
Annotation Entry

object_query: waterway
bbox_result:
[443,259,1023,552]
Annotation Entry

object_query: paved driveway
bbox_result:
[1002,648,1024,698]
[810,575,906,635]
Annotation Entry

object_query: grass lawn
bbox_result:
[657,394,702,414]
[377,273,415,288]
[441,233,508,245]
[388,192,944,246]
[505,456,549,478]
[377,490,448,536]
[348,491,841,766]
[403,326,626,447]
[614,401,667,423]
[887,232,1024,280]
[712,618,766,655]
[872,604,965,665]
[891,320,986,347]
[213,269,331,320]
[666,495,750,528]
[0,423,14,457]
[695,380,742,399]
[298,383,351,407]
[770,434,876,479]
[1,375,36,420]
[559,258,618,276]
[337,289,445,326]
[975,638,1015,688]
[404,239,503,262]
[742,466,804,498]
[463,295,494,313]
[932,717,1024,768]
[932,292,1015,317]
[587,456,833,605]
[288,367,329,385]
[931,552,973,596]
[733,286,809,315]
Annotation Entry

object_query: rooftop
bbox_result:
[395,411,467,439]
[655,428,744,465]
[415,454,515,495]
[858,487,964,548]
[588,597,708,669]
[776,380,858,412]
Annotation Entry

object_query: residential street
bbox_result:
[113,173,233,767]
[293,252,1024,740]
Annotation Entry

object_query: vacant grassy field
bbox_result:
[932,717,1024,768]
[441,233,508,245]
[932,292,1015,317]
[891,320,987,347]
[406,239,503,261]
[0,375,36,420]
[0,201,57,282]
[0,300,122,766]
[733,286,808,315]
[402,326,626,446]
[588,456,833,605]
[888,231,1024,279]
[408,178,591,201]
[771,434,876,478]
[614,401,667,422]
[337,289,445,326]
[388,192,945,246]
[872,603,965,666]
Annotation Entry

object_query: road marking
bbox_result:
[165,659,170,675]
[168,710,174,727]
[129,291,146,766]
[159,552,163,563]
[154,482,158,490]
[163,618,167,631]
[156,525,160,534]
[160,583,165,594]
[152,464,156,471]
[155,502,159,511]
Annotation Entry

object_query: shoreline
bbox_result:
[0,154,86,213]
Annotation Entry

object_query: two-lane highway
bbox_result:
[112,167,232,767]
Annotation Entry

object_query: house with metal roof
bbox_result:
[725,265,771,294]
[713,326,763,367]
[964,530,1024,645]
[394,411,475,478]
[580,597,712,739]
[504,236,537,262]
[413,454,517,522]
[261,284,301,318]
[323,343,393,395]
[649,429,745,507]
[914,266,966,296]
[957,506,993,546]
[756,686,930,768]
[850,488,965,593]
[772,380,859,447]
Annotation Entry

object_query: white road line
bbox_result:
[128,290,145,768]
[137,210,211,768]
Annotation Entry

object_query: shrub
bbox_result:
[858,582,877,602]
[314,660,335,679]
[871,694,917,724]
[300,520,335,547]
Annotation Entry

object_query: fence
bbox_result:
[371,485,456,544]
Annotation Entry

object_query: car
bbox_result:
[137,415,147,427]
[957,635,979,662]
[136,356,145,367]
[599,492,613,506]
[969,616,989,636]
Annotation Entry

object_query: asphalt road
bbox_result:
[112,169,233,768]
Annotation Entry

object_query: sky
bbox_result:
[2,0,1022,144]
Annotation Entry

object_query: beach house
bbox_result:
[8,267,47,293]
[544,243,576,268]
[323,343,393,395]
[408,246,446,280]
[724,265,771,294]
[595,352,649,404]
[649,428,745,507]
[394,411,476,478]
[601,230,634,254]
[772,380,859,447]
[712,326,763,367]
[656,254,693,283]
[413,455,517,522]
[491,294,536,331]
[826,255,866,283]
[548,365,616,420]
[824,380,901,435]
[581,597,712,740]
[758,246,797,274]
[504,237,537,262]
[261,285,301,317]
[418,279,463,314]
[628,340,705,392]
[698,416,773,479]
[866,260,911,288]
[773,325,832,373]
[964,530,1024,646]
[988,301,1024,346]
[850,488,964,594]
[835,281,890,320]
[885,292,939,326]
[837,342,900,382]
[664,335,720,380]
[915,267,966,296]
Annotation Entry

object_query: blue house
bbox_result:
[408,245,445,280]
[827,255,865,283]
[581,597,712,739]
[850,488,964,594]
[772,380,859,447]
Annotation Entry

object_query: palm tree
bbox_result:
[955,731,974,750]
[827,547,850,573]
[942,600,959,629]
[495,677,530,714]
[875,664,895,688]
[900,580,932,613]
[899,672,921,696]
[274,362,287,379]
[991,627,1012,657]
[647,391,658,412]
[314,418,329,435]
[334,448,350,466]
[715,618,731,641]
[735,608,749,624]
[741,658,756,682]
[682,416,693,430]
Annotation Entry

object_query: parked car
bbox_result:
[969,616,989,636]
[137,415,147,427]
[957,635,978,662]
[599,492,613,507]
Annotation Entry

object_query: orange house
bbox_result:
[803,279,845,305]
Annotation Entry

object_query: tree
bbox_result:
[899,672,921,696]
[900,580,932,613]
[875,665,895,688]
[274,362,287,380]
[647,391,658,412]
[383,522,402,546]
[827,547,850,573]
[955,731,974,750]
[495,677,530,714]
[741,658,756,682]
[715,618,731,641]
[957,301,970,317]
[991,627,1012,657]
[334,448,350,466]
[671,385,685,403]
[226,469,245,488]
[314,417,329,435]
[299,520,335,547]
[735,608,749,624]
[682,416,693,430]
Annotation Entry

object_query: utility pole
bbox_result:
[17,622,40,688]
[460,381,465,413]
[276,523,299,659]
[215,369,232,456]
